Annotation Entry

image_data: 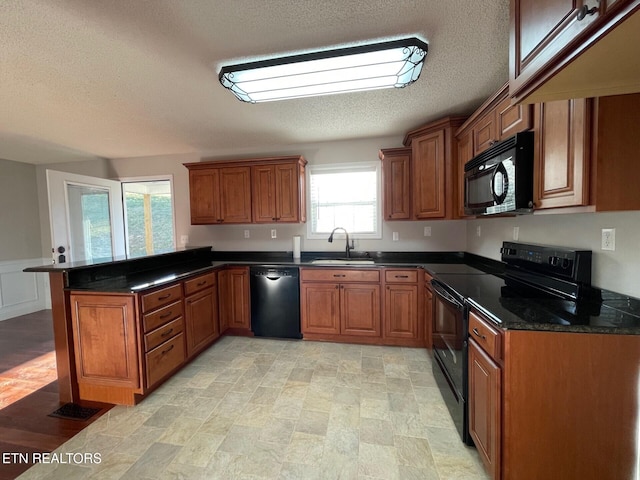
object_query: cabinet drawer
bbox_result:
[146,333,185,388]
[141,284,182,313]
[144,317,184,352]
[300,268,380,283]
[142,300,183,332]
[469,311,501,360]
[384,269,418,283]
[184,272,216,296]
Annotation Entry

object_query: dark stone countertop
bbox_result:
[29,247,639,335]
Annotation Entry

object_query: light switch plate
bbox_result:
[271,229,277,239]
[392,232,399,241]
[476,226,481,237]
[424,226,432,237]
[513,227,519,241]
[244,230,250,239]
[180,235,189,245]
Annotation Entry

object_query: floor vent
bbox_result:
[48,403,101,421]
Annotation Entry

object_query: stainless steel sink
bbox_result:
[310,258,375,265]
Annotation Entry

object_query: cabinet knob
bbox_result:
[577,4,598,21]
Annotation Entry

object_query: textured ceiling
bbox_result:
[0,1,510,165]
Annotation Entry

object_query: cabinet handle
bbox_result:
[335,285,339,289]
[161,344,175,355]
[161,328,174,338]
[333,274,346,277]
[159,311,173,319]
[158,294,171,300]
[395,275,409,278]
[472,327,486,340]
[272,217,276,220]
[577,4,598,21]
[196,280,207,286]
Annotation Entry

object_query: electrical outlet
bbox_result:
[601,228,615,251]
[180,235,189,245]
[392,232,399,241]
[244,230,250,239]
[476,226,481,237]
[513,227,519,241]
[424,226,432,237]
[271,229,277,239]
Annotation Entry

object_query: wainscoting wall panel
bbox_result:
[0,258,50,321]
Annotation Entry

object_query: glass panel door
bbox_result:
[46,170,125,264]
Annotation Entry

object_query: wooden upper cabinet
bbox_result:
[188,168,221,224]
[404,117,466,220]
[534,98,591,209]
[186,165,250,224]
[219,167,252,223]
[252,162,303,223]
[509,0,640,103]
[379,147,412,220]
[186,156,306,225]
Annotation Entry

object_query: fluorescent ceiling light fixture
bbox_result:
[219,37,429,103]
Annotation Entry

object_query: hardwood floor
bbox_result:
[0,310,112,480]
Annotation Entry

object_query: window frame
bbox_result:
[305,161,382,240]
[118,175,177,256]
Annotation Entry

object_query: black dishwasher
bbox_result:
[250,266,302,339]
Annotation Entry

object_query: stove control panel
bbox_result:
[501,241,592,285]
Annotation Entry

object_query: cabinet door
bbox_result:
[189,168,220,224]
[534,99,590,209]
[381,150,412,220]
[219,267,250,330]
[424,287,433,349]
[510,0,601,99]
[219,167,252,223]
[497,96,533,141]
[384,284,418,339]
[251,165,276,223]
[70,294,140,389]
[412,130,446,218]
[274,163,300,222]
[185,287,218,358]
[341,284,381,337]
[473,111,497,156]
[469,339,501,480]
[301,283,341,334]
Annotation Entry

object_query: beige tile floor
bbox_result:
[18,337,488,480]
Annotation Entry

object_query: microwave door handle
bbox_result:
[491,163,509,204]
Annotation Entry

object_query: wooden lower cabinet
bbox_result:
[218,267,251,332]
[424,272,433,349]
[469,338,501,480]
[301,282,380,337]
[300,283,341,335]
[341,284,381,336]
[70,293,140,391]
[384,284,418,339]
[470,308,640,480]
[185,286,219,358]
[69,269,225,405]
[301,267,427,346]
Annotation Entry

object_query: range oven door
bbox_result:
[431,279,473,445]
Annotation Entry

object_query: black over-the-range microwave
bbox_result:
[464,131,534,216]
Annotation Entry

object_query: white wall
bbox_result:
[466,210,640,297]
[29,136,640,299]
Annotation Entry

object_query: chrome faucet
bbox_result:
[328,227,354,258]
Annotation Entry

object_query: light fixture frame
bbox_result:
[218,37,429,103]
